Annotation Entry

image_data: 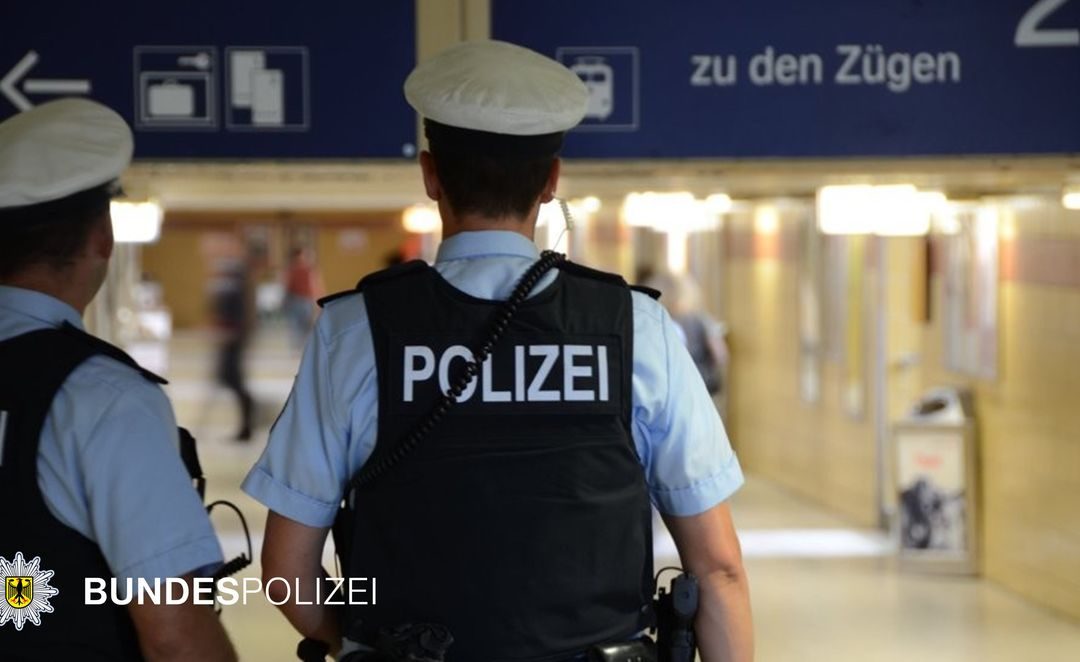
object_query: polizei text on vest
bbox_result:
[402,343,611,403]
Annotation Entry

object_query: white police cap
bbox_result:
[0,98,133,210]
[404,40,588,136]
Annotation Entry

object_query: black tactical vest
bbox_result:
[337,261,654,662]
[0,324,154,661]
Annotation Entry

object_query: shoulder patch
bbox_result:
[630,285,661,300]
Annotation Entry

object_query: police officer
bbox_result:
[0,99,236,661]
[246,41,752,661]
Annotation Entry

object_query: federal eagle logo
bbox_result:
[0,552,58,630]
[6,576,32,608]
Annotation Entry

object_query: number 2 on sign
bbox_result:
[1016,0,1079,47]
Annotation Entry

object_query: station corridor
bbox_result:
[162,324,1080,661]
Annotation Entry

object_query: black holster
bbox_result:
[655,573,698,662]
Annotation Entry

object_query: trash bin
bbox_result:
[892,387,978,574]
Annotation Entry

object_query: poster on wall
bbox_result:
[942,207,998,379]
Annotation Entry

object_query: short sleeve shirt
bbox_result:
[243,231,743,526]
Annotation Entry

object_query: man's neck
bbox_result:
[440,217,536,241]
[1,270,88,315]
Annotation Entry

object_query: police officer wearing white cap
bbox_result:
[247,41,752,661]
[0,99,236,661]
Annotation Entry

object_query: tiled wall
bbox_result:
[722,198,1080,620]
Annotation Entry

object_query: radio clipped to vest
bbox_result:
[177,427,253,593]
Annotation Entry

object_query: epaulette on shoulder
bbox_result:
[557,260,628,287]
[630,284,662,300]
[317,260,429,308]
[59,322,168,384]
[316,289,359,308]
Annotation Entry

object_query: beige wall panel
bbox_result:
[316,224,411,294]
[725,253,878,526]
[142,227,219,329]
[143,212,410,329]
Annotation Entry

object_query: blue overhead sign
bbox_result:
[1,2,416,159]
[493,0,1080,158]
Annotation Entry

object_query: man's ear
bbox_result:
[91,210,114,261]
[539,158,561,204]
[419,150,442,202]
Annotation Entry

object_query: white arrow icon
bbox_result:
[2,51,92,111]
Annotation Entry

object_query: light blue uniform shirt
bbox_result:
[244,231,743,526]
[0,286,222,580]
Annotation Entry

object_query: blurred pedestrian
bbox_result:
[283,246,323,350]
[209,252,255,441]
[646,272,728,397]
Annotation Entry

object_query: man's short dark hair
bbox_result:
[0,183,113,279]
[425,120,559,219]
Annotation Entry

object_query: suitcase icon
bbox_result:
[148,80,195,118]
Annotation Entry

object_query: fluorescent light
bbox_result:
[110,201,163,243]
[616,191,730,274]
[874,185,928,236]
[621,192,719,233]
[402,204,440,234]
[622,192,665,228]
[999,195,1046,211]
[1063,190,1080,210]
[817,185,932,236]
[919,191,948,212]
[579,196,602,213]
[754,205,780,235]
[705,193,733,214]
[817,185,875,235]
